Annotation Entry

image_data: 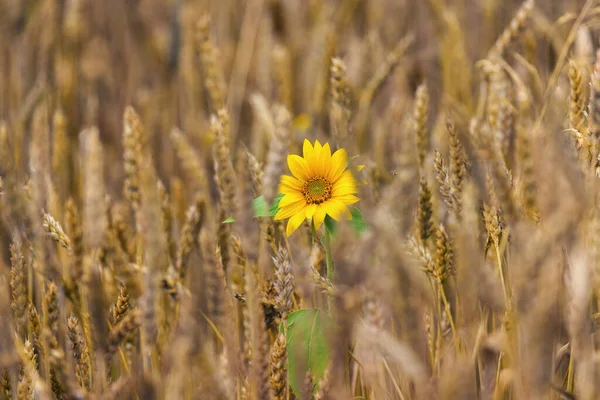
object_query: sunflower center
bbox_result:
[302,176,332,205]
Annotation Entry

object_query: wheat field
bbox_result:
[1,0,600,399]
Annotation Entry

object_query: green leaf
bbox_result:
[222,217,235,224]
[253,194,286,217]
[350,207,368,233]
[285,309,332,397]
[252,196,269,217]
[324,214,337,236]
[269,193,285,216]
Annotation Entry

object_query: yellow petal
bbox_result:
[345,209,353,220]
[322,143,331,159]
[314,140,322,154]
[319,142,332,177]
[303,139,317,175]
[332,185,358,196]
[286,211,306,236]
[274,201,306,220]
[334,169,356,186]
[333,194,359,205]
[321,199,348,221]
[332,170,358,195]
[279,175,304,195]
[279,193,304,208]
[280,175,303,189]
[313,206,327,230]
[280,185,300,195]
[338,202,352,220]
[304,204,317,219]
[287,154,310,181]
[303,139,314,160]
[328,148,347,182]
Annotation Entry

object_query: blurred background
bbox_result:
[2,1,600,398]
[0,0,592,196]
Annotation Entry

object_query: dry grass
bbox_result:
[2,0,600,399]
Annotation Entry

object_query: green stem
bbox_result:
[324,229,334,282]
[323,229,334,314]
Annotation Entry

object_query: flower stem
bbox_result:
[324,229,334,282]
[322,228,334,314]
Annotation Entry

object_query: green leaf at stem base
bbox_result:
[284,308,332,397]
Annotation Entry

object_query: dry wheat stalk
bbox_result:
[138,152,167,366]
[216,208,232,279]
[269,333,286,400]
[214,243,242,387]
[230,234,248,295]
[408,235,435,276]
[29,303,43,356]
[205,244,224,321]
[1,371,11,399]
[170,127,209,194]
[65,198,84,282]
[330,57,352,147]
[416,177,434,244]
[10,241,28,338]
[308,242,335,296]
[272,43,294,110]
[0,122,11,172]
[45,282,59,343]
[123,107,144,211]
[212,109,237,219]
[414,84,429,170]
[568,60,591,155]
[488,0,535,59]
[170,177,186,227]
[81,127,106,251]
[51,108,69,195]
[313,363,332,400]
[176,200,204,280]
[1,2,600,399]
[308,8,337,121]
[354,35,414,146]
[195,15,227,112]
[590,50,600,140]
[112,286,130,325]
[516,125,539,221]
[309,262,335,296]
[246,150,264,198]
[434,150,459,217]
[107,309,140,357]
[273,247,294,320]
[263,104,291,206]
[240,255,270,396]
[67,314,90,391]
[49,347,81,399]
[158,180,175,263]
[434,224,455,282]
[42,212,71,251]
[17,340,37,399]
[447,119,467,198]
[29,101,51,216]
[45,282,65,398]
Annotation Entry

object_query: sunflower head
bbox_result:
[275,139,360,236]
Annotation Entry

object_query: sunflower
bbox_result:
[275,139,360,236]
